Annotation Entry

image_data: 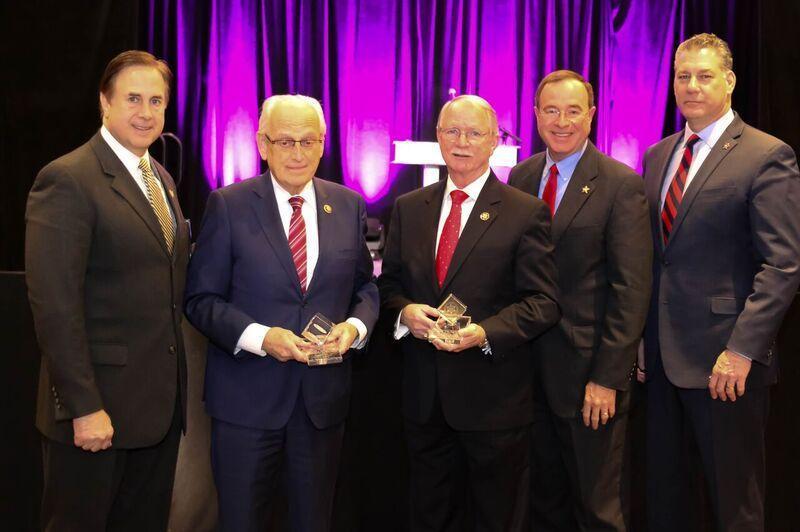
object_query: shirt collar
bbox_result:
[100,125,151,177]
[270,173,316,206]
[545,140,588,181]
[684,108,735,150]
[444,167,492,201]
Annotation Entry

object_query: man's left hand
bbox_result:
[327,322,359,355]
[708,349,752,401]
[431,323,486,353]
[582,382,617,430]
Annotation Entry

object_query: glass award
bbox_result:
[428,294,471,345]
[301,313,343,366]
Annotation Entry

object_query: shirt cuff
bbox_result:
[394,310,410,340]
[236,323,270,356]
[346,317,368,349]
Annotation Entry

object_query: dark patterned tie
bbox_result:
[138,158,175,254]
[661,134,701,244]
[435,190,469,288]
[288,196,308,293]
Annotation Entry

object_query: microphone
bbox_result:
[448,88,457,100]
[498,126,522,144]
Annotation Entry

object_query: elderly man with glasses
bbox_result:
[184,94,379,532]
[379,95,560,531]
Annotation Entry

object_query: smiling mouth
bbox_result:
[551,132,572,138]
[451,153,471,158]
[132,124,152,132]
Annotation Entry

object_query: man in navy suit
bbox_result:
[184,94,379,532]
[642,34,800,531]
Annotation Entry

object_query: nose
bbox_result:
[455,131,471,146]
[687,76,699,91]
[139,101,154,119]
[290,143,305,160]
[556,112,570,127]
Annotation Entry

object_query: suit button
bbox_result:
[172,304,177,310]
[51,386,56,392]
[56,404,62,410]
[661,300,668,305]
[169,345,176,355]
[662,259,670,266]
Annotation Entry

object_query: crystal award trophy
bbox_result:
[428,294,471,345]
[301,313,343,366]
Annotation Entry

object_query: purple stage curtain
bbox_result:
[143,0,748,208]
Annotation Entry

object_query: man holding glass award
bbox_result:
[379,95,560,530]
[184,95,378,532]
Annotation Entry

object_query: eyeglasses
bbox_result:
[262,134,324,150]
[540,107,588,123]
[438,127,493,143]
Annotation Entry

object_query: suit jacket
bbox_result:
[183,174,379,430]
[25,131,190,448]
[642,114,800,388]
[378,172,560,431]
[508,142,653,418]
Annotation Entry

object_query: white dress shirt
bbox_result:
[236,175,367,356]
[394,168,492,339]
[100,126,175,225]
[659,109,735,209]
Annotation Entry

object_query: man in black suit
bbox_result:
[508,70,652,531]
[25,51,189,531]
[642,33,800,532]
[378,95,560,531]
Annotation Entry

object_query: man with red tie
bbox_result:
[508,70,652,531]
[642,34,800,531]
[184,94,379,532]
[378,95,560,531]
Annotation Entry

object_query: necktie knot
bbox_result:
[138,157,152,175]
[685,134,701,150]
[450,189,468,206]
[289,196,304,212]
[549,164,559,178]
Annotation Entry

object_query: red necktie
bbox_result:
[436,190,469,288]
[542,164,558,217]
[288,196,307,293]
[661,134,701,244]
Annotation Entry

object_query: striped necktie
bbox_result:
[138,158,175,254]
[288,196,308,293]
[661,134,700,244]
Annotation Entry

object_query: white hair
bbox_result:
[437,94,499,133]
[258,94,327,135]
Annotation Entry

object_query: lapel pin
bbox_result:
[581,186,590,194]
[722,142,732,151]
[479,211,490,221]
[168,189,175,198]
[323,204,333,214]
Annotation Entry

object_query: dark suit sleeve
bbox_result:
[727,142,800,362]
[25,163,104,420]
[377,198,415,318]
[184,190,259,356]
[590,174,653,390]
[347,196,380,338]
[480,200,561,354]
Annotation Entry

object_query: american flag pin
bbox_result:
[323,204,333,214]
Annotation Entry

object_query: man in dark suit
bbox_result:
[25,51,189,531]
[642,33,800,532]
[184,94,379,532]
[508,70,652,531]
[378,95,560,531]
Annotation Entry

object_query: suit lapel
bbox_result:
[306,178,332,297]
[646,132,683,252]
[666,116,744,248]
[551,143,599,245]
[92,133,172,258]
[250,175,304,296]
[423,181,447,296]
[440,173,501,294]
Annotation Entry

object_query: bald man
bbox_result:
[379,95,560,531]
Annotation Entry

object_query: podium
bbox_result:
[392,141,520,187]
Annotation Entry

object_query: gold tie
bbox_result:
[138,158,175,254]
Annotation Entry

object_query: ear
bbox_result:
[587,106,597,123]
[99,92,110,119]
[725,70,737,96]
[256,133,269,160]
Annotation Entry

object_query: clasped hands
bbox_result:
[261,323,358,363]
[400,303,486,352]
